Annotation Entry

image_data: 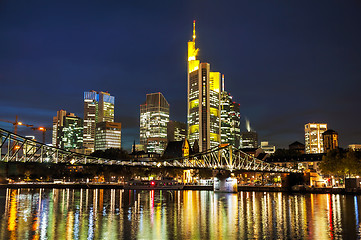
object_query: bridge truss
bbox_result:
[0,127,300,173]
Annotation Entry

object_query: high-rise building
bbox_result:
[167,121,187,142]
[52,111,83,150]
[305,123,327,154]
[52,109,67,147]
[59,113,83,150]
[83,91,115,151]
[94,121,121,151]
[240,131,258,148]
[140,92,169,154]
[187,21,221,152]
[322,129,338,153]
[220,85,241,148]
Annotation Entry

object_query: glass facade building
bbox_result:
[167,121,187,142]
[187,21,221,152]
[94,121,121,151]
[240,131,258,149]
[140,92,169,154]
[52,111,83,150]
[220,91,241,148]
[83,91,115,152]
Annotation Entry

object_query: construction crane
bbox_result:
[31,126,51,144]
[0,115,33,134]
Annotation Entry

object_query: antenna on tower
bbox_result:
[222,74,225,92]
[193,20,196,42]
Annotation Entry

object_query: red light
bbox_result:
[150,181,155,186]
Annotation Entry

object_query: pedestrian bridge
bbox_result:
[0,127,300,173]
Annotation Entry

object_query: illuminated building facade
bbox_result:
[167,120,187,142]
[240,131,258,148]
[349,144,361,151]
[52,109,67,147]
[187,21,221,152]
[83,91,115,152]
[322,129,338,153]
[94,121,121,151]
[140,92,169,153]
[220,88,241,148]
[305,123,327,154]
[52,110,83,150]
[59,113,83,150]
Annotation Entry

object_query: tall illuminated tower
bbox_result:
[187,21,221,151]
[220,77,241,148]
[83,90,115,152]
[140,92,169,154]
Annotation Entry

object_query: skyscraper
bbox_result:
[187,21,221,152]
[167,120,187,142]
[52,109,67,147]
[83,91,115,152]
[240,131,258,149]
[220,80,241,148]
[305,123,327,154]
[52,110,83,150]
[140,92,169,154]
[94,121,121,151]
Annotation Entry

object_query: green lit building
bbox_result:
[52,111,83,150]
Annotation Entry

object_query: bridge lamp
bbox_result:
[70,159,76,164]
[44,157,50,162]
[156,163,161,167]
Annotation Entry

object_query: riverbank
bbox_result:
[1,183,360,194]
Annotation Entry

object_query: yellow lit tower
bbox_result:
[187,21,221,152]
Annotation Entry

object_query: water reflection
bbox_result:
[0,189,360,239]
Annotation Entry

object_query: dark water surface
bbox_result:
[0,188,360,239]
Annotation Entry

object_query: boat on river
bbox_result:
[123,179,184,190]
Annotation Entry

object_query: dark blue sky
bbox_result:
[1,1,360,150]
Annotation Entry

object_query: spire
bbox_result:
[222,74,225,92]
[192,20,196,42]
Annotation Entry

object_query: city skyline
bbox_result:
[1,1,361,150]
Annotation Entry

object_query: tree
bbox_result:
[319,149,361,177]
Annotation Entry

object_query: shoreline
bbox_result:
[0,183,359,194]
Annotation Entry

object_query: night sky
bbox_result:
[1,1,360,151]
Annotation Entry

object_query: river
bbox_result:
[0,188,360,239]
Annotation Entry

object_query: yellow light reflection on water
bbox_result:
[0,189,360,239]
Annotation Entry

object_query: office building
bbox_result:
[52,109,67,147]
[52,111,83,150]
[94,121,121,151]
[240,131,258,148]
[140,92,169,154]
[220,87,241,148]
[167,121,187,142]
[260,141,276,154]
[322,129,338,153]
[187,21,221,151]
[83,91,115,151]
[305,123,327,154]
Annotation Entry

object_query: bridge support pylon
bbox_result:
[214,176,237,193]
